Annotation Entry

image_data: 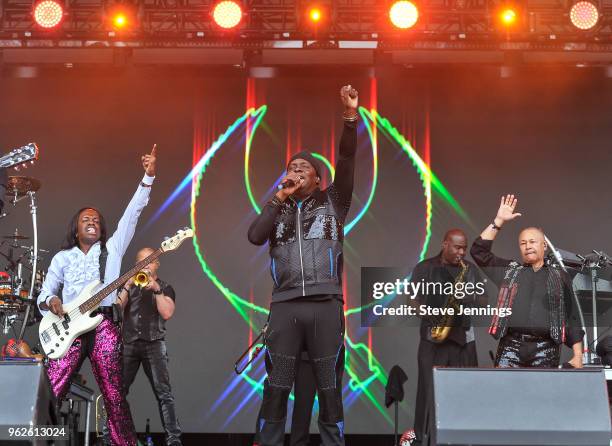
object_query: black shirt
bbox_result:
[470,236,583,346]
[123,278,175,343]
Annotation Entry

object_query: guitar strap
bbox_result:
[99,244,108,283]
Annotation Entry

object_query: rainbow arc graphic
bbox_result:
[153,102,469,426]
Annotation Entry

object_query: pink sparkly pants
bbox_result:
[46,316,137,446]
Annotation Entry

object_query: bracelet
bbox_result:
[153,289,163,296]
[140,181,152,188]
[342,109,359,122]
[491,222,502,231]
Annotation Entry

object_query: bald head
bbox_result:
[444,229,466,242]
[518,227,547,266]
[441,229,467,265]
[136,247,160,274]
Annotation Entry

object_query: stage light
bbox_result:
[308,7,323,23]
[569,1,599,30]
[106,3,136,30]
[33,0,64,29]
[212,1,243,29]
[500,8,517,26]
[113,12,128,28]
[389,1,419,29]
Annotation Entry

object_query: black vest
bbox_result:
[123,278,174,343]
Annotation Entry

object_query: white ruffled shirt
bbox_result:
[37,174,154,315]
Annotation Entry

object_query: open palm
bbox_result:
[496,194,522,222]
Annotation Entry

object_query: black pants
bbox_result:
[254,357,318,446]
[257,298,345,446]
[123,339,182,446]
[414,339,477,444]
[495,331,560,368]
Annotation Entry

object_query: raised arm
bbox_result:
[479,194,522,242]
[470,195,521,285]
[329,85,358,219]
[106,146,157,256]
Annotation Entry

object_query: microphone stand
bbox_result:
[545,235,589,363]
[18,191,38,340]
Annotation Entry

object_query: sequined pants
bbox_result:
[46,315,137,446]
[495,331,560,368]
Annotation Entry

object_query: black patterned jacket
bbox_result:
[248,120,357,302]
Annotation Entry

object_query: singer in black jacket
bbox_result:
[248,85,359,446]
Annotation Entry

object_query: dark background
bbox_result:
[0,64,611,435]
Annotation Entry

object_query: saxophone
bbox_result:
[430,260,468,343]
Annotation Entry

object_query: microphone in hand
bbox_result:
[277,176,303,190]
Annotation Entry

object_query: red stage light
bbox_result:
[389,1,419,30]
[570,1,599,30]
[33,0,64,29]
[500,8,517,26]
[309,7,323,23]
[212,1,243,29]
[113,13,128,28]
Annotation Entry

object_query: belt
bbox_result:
[508,328,551,342]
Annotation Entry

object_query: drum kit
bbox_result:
[0,143,43,340]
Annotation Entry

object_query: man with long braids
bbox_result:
[37,146,157,446]
[248,85,359,446]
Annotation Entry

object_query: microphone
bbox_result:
[544,235,567,272]
[277,176,303,190]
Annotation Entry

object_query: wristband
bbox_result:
[342,110,359,122]
[491,222,502,231]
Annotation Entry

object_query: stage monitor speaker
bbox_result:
[433,367,611,446]
[0,361,56,444]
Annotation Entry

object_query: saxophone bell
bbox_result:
[430,259,468,343]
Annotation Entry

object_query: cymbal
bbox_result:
[1,235,29,240]
[2,229,29,242]
[6,176,41,196]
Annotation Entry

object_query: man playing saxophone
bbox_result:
[411,229,485,446]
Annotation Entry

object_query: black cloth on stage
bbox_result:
[385,365,408,407]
